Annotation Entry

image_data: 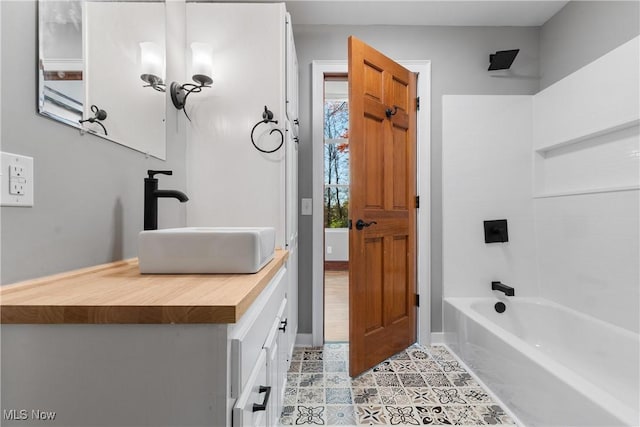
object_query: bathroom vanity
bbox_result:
[0,250,293,427]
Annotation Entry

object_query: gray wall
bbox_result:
[540,1,640,89]
[293,24,541,334]
[0,1,187,284]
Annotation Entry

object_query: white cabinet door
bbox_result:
[285,12,299,125]
[233,349,269,427]
[276,297,290,406]
[264,318,281,427]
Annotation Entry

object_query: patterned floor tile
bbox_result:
[292,348,306,360]
[372,361,394,372]
[303,351,324,361]
[288,361,302,373]
[283,387,298,405]
[299,373,325,388]
[355,405,388,425]
[325,360,347,372]
[351,372,376,387]
[429,347,456,361]
[384,405,421,425]
[422,372,454,387]
[413,359,444,372]
[474,404,515,425]
[408,349,431,360]
[301,361,324,373]
[378,387,412,405]
[446,372,480,387]
[398,372,428,387]
[390,360,417,372]
[444,405,485,425]
[326,405,356,425]
[437,359,467,373]
[287,373,301,387]
[415,405,453,425]
[460,388,493,404]
[405,387,439,405]
[373,372,401,387]
[326,387,352,404]
[293,405,326,425]
[389,350,411,361]
[352,387,381,404]
[432,387,468,405]
[282,345,515,427]
[324,351,348,361]
[325,372,351,387]
[297,388,325,404]
[325,342,348,351]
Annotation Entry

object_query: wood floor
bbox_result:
[324,270,349,342]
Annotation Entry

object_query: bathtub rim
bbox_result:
[444,296,639,426]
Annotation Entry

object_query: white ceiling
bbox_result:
[283,1,569,26]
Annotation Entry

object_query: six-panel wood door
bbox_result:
[348,36,418,377]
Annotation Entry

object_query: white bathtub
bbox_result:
[444,297,640,427]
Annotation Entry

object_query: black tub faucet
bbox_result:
[491,281,515,296]
[144,170,189,230]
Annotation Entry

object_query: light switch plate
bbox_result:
[1,152,34,207]
[301,198,312,216]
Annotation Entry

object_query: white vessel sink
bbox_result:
[138,227,276,274]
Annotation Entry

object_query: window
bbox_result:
[324,79,349,228]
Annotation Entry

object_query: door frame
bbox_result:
[311,59,431,347]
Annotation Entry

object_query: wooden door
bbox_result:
[348,36,418,377]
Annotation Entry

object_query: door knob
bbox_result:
[355,219,377,230]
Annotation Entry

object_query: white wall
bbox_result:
[532,37,640,333]
[324,228,348,261]
[442,96,538,298]
[535,191,639,333]
[184,3,287,248]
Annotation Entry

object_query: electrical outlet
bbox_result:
[10,180,25,195]
[326,246,333,254]
[10,164,24,178]
[1,152,34,207]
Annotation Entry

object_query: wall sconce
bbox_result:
[170,42,213,118]
[139,42,165,92]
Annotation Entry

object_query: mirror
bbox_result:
[38,0,167,159]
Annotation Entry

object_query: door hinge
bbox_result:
[415,196,420,209]
[416,96,420,111]
[348,219,352,230]
[415,294,420,307]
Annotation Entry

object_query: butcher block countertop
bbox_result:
[0,249,288,324]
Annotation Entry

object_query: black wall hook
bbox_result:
[79,104,108,135]
[251,106,284,153]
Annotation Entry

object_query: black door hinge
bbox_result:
[415,294,420,307]
[415,196,420,209]
[416,97,420,111]
[348,219,352,230]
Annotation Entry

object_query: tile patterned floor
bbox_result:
[280,343,517,426]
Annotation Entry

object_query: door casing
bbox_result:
[309,59,431,347]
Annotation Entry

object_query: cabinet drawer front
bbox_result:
[231,268,287,398]
[233,349,268,427]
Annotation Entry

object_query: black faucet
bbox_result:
[144,170,189,230]
[491,281,515,296]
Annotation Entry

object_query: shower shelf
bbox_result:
[535,118,640,156]
[533,185,640,199]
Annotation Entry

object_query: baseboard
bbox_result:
[430,332,446,345]
[296,333,313,346]
[324,261,349,271]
